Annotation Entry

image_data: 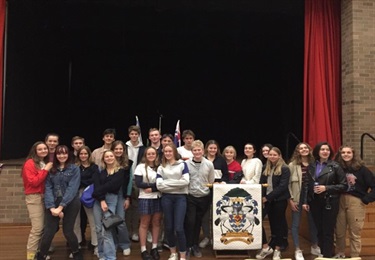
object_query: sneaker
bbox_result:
[150,248,160,260]
[192,245,202,258]
[273,249,281,260]
[295,250,304,260]
[141,251,153,260]
[69,253,73,259]
[48,246,54,253]
[93,246,98,256]
[256,246,274,259]
[46,256,51,260]
[333,254,346,259]
[199,237,210,248]
[168,252,178,260]
[123,248,131,256]
[310,246,321,256]
[131,233,139,242]
[147,231,153,243]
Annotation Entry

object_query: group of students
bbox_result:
[21,127,375,260]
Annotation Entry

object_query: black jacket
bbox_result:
[302,160,346,204]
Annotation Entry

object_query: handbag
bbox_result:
[102,209,123,230]
[80,184,95,208]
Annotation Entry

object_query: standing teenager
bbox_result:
[135,146,162,260]
[22,141,53,260]
[288,143,320,260]
[92,149,129,260]
[156,143,190,260]
[302,142,346,258]
[36,145,82,260]
[333,145,375,258]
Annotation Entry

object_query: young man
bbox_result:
[71,136,85,158]
[45,133,59,162]
[177,129,195,161]
[185,140,215,258]
[125,125,145,242]
[91,128,116,168]
[148,128,162,157]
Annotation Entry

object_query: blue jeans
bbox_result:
[161,194,187,252]
[114,189,131,250]
[93,193,119,260]
[291,201,318,248]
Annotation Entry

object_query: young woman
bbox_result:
[22,141,53,260]
[333,145,375,258]
[288,143,320,260]
[135,146,162,260]
[222,145,242,183]
[73,146,99,255]
[185,140,215,257]
[112,140,133,256]
[302,142,346,258]
[156,143,189,260]
[199,139,229,249]
[259,143,273,165]
[256,147,290,260]
[36,145,82,260]
[241,143,263,184]
[92,149,129,260]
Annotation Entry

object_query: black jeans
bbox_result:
[310,196,339,257]
[39,196,81,256]
[261,199,288,247]
[184,194,211,247]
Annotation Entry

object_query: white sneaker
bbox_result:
[131,233,139,242]
[333,253,346,259]
[295,249,304,260]
[199,237,210,248]
[123,248,131,256]
[45,256,51,260]
[310,246,321,256]
[273,249,281,260]
[69,253,73,259]
[256,246,274,259]
[168,252,178,260]
[147,231,152,243]
[93,246,98,256]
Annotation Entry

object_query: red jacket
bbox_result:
[22,159,49,195]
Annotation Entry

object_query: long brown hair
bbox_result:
[21,141,49,176]
[334,145,364,171]
[111,140,130,169]
[289,142,314,165]
[140,146,160,183]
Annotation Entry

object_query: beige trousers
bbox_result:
[335,194,366,257]
[25,194,45,256]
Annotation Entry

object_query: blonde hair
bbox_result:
[191,139,204,150]
[102,150,121,175]
[263,147,286,176]
[223,145,238,160]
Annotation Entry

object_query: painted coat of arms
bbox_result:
[212,184,262,250]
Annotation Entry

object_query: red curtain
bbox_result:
[303,0,342,152]
[0,0,5,157]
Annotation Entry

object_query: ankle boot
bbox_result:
[72,251,83,260]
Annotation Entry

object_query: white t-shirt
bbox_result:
[134,163,160,199]
[177,146,193,160]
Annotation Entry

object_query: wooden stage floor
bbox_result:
[0,225,373,260]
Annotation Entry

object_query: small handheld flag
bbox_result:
[174,120,181,147]
[135,115,143,146]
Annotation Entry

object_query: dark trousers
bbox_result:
[184,194,211,247]
[39,196,81,256]
[310,196,339,257]
[261,199,288,246]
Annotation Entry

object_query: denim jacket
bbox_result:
[44,164,80,209]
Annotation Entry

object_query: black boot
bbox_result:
[72,251,83,260]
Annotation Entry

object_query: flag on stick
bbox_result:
[174,120,181,147]
[135,115,143,145]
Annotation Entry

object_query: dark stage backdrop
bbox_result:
[2,0,304,160]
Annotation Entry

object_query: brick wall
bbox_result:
[0,162,30,224]
[341,0,375,166]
